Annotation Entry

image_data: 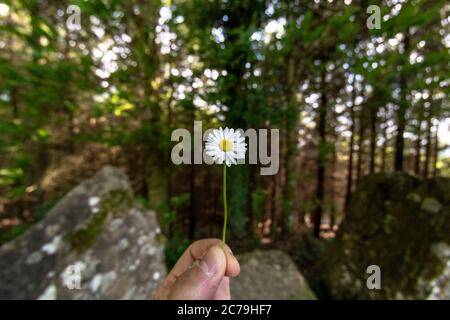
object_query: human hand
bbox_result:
[153,238,240,300]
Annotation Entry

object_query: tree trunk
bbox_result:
[356,108,365,185]
[423,107,433,178]
[380,113,388,172]
[246,165,256,238]
[344,85,356,209]
[7,7,19,118]
[330,132,338,230]
[369,106,377,174]
[432,122,440,177]
[270,173,278,238]
[414,104,424,175]
[188,163,196,240]
[313,70,327,238]
[394,33,410,171]
[281,54,299,236]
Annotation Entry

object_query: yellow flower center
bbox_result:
[219,139,234,152]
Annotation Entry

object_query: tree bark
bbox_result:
[394,33,410,171]
[270,173,278,238]
[246,164,256,238]
[188,163,196,240]
[344,84,356,209]
[356,107,365,185]
[330,130,338,230]
[432,122,440,177]
[313,70,327,238]
[423,106,433,178]
[414,104,424,175]
[281,53,299,236]
[369,105,377,174]
[380,110,388,172]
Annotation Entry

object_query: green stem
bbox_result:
[222,162,227,248]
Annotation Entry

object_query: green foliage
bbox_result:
[164,233,190,269]
[318,141,334,164]
[0,167,23,187]
[156,193,190,235]
[251,189,267,222]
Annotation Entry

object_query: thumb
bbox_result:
[168,245,227,300]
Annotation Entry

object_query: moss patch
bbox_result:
[66,190,133,254]
[0,224,31,246]
[323,173,450,299]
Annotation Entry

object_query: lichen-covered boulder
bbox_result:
[0,166,166,299]
[231,250,316,299]
[324,173,450,299]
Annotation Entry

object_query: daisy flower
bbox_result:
[205,128,247,166]
[205,127,247,247]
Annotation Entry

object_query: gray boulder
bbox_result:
[231,250,317,299]
[0,166,166,299]
[324,173,450,299]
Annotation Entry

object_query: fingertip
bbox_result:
[207,245,227,275]
[225,253,240,277]
[219,243,240,277]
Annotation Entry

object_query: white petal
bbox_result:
[213,130,221,142]
[205,144,220,151]
[234,143,246,148]
[227,151,237,159]
[225,152,237,165]
[206,150,218,157]
[217,152,225,164]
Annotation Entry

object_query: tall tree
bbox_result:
[313,68,327,238]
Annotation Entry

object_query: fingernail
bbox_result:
[198,246,224,277]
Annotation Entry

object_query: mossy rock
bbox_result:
[324,173,450,299]
[0,166,166,299]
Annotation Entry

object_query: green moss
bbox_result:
[324,173,450,299]
[0,223,30,246]
[66,190,133,254]
[289,287,317,300]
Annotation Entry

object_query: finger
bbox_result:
[213,277,230,300]
[168,239,240,280]
[168,245,226,300]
